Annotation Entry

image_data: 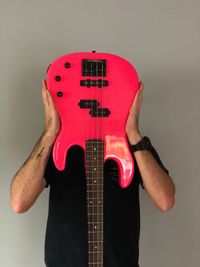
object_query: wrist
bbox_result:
[127,132,143,145]
[42,130,58,145]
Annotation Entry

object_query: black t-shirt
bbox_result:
[44,144,169,267]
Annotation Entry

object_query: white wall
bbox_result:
[0,0,200,266]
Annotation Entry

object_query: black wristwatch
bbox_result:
[130,136,152,153]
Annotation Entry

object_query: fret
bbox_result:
[88,230,102,233]
[87,205,103,209]
[87,209,103,215]
[86,175,103,179]
[88,212,103,215]
[87,214,103,222]
[87,194,103,198]
[86,183,103,187]
[87,198,103,201]
[86,171,103,173]
[86,177,103,180]
[86,168,103,172]
[86,140,103,143]
[86,152,103,154]
[87,191,103,193]
[86,180,103,183]
[87,204,103,208]
[86,169,103,171]
[88,244,103,250]
[87,205,103,207]
[88,225,103,231]
[87,193,103,196]
[88,243,103,248]
[88,261,103,265]
[86,156,103,159]
[86,147,103,150]
[86,183,103,186]
[86,180,103,184]
[87,196,103,200]
[86,158,103,161]
[88,251,103,254]
[88,240,103,243]
[87,192,103,196]
[86,174,103,177]
[86,182,103,186]
[86,147,104,149]
[87,222,103,224]
[87,207,103,211]
[88,235,103,242]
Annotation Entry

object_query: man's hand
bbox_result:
[42,80,60,139]
[125,81,144,144]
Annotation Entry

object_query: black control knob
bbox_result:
[64,62,70,68]
[57,91,63,97]
[55,75,61,81]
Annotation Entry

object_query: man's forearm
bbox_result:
[10,132,56,213]
[129,133,175,211]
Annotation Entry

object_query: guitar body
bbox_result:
[46,51,139,188]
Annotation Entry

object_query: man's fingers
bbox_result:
[129,82,143,112]
[42,80,50,106]
[139,81,144,90]
[41,80,50,118]
[137,81,143,103]
[46,88,56,110]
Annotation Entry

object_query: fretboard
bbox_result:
[85,139,104,267]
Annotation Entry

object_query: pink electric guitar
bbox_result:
[46,51,139,266]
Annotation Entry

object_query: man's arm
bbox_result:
[125,81,175,212]
[10,133,55,213]
[129,133,175,212]
[10,80,60,213]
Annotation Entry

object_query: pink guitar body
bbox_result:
[46,51,139,188]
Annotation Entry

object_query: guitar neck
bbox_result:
[85,139,104,267]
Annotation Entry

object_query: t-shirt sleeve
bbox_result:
[44,152,55,188]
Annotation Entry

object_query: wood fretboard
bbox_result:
[85,139,104,267]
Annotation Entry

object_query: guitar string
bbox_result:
[91,55,94,266]
[86,56,93,266]
[88,55,93,266]
[99,57,104,266]
[96,56,101,267]
[95,56,97,266]
[96,56,98,266]
[99,56,102,267]
[98,57,100,267]
[101,57,104,266]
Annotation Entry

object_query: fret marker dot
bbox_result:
[94,168,96,170]
[94,180,96,183]
[94,147,96,150]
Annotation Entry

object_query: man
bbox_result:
[10,80,175,267]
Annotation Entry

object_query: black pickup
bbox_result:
[80,79,108,88]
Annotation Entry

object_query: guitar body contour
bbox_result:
[46,51,139,188]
